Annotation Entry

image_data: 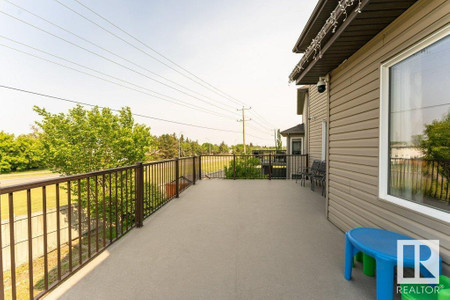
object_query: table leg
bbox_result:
[345,235,354,280]
[376,258,395,300]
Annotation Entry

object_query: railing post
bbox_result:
[193,156,196,185]
[198,155,202,180]
[233,153,236,180]
[269,153,272,180]
[175,157,180,198]
[135,162,144,228]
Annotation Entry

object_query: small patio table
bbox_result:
[344,227,442,300]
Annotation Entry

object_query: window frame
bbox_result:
[379,25,450,223]
[290,137,304,155]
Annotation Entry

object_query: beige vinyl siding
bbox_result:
[327,0,450,269]
[307,85,328,166]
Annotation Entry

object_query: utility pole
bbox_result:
[237,106,251,154]
[274,129,277,149]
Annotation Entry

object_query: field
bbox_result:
[0,170,62,220]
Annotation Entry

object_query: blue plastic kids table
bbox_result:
[344,227,442,300]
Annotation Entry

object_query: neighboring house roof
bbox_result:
[290,0,417,84]
[280,123,305,137]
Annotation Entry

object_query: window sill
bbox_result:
[379,194,450,223]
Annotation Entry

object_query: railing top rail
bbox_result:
[178,156,196,160]
[142,156,198,166]
[0,154,310,194]
[143,158,177,166]
[200,154,308,156]
[0,164,137,195]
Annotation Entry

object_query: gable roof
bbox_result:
[280,123,305,137]
[290,0,418,84]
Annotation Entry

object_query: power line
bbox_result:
[247,124,272,136]
[251,110,276,128]
[0,84,269,141]
[0,0,275,133]
[1,0,239,113]
[0,9,240,117]
[58,0,276,129]
[0,85,243,133]
[70,0,247,106]
[250,118,273,131]
[0,42,235,120]
[53,0,244,107]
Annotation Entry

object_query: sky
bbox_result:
[0,0,316,146]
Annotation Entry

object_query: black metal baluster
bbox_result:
[115,172,119,240]
[56,183,61,281]
[42,186,49,290]
[68,181,72,273]
[95,176,99,253]
[87,178,91,258]
[27,189,33,299]
[77,179,82,266]
[0,192,4,300]
[109,173,112,244]
[8,193,17,300]
[125,169,129,232]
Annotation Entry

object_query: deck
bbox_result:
[46,180,379,299]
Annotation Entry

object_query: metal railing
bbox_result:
[0,154,304,299]
[200,154,308,180]
[389,158,449,204]
[0,156,201,300]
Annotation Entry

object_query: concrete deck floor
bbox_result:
[46,180,380,300]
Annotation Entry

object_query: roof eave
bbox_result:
[292,0,337,53]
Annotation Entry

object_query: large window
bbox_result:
[380,28,450,222]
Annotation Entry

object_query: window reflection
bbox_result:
[388,35,450,212]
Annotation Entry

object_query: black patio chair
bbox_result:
[311,160,326,196]
[294,159,321,186]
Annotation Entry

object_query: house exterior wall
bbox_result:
[327,0,449,268]
[307,84,328,166]
[286,136,291,155]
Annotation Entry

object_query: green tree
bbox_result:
[34,105,151,175]
[419,111,450,179]
[218,141,229,153]
[34,105,158,235]
[224,156,262,179]
[154,134,179,159]
[201,142,212,154]
[232,144,245,154]
[0,131,43,173]
[276,129,282,150]
[15,133,44,171]
[420,111,450,162]
[0,131,16,173]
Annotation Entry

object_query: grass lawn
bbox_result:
[1,170,64,220]
[0,170,55,181]
[0,157,233,220]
